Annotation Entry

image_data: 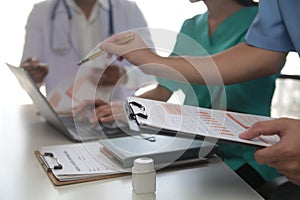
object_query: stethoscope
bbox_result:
[50,0,114,54]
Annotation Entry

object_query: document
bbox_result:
[127,97,280,147]
[38,142,130,183]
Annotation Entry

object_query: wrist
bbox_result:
[127,48,157,66]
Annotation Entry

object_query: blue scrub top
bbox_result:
[246,0,300,55]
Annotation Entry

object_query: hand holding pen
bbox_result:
[99,31,155,66]
[78,33,136,66]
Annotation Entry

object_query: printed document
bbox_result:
[127,97,280,147]
[39,142,129,181]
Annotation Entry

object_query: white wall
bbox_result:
[0,0,43,105]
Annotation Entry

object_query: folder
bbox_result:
[34,142,130,186]
[99,134,215,168]
[126,97,280,147]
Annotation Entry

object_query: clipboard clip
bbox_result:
[39,152,63,172]
[128,101,148,124]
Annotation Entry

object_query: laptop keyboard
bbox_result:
[60,116,123,141]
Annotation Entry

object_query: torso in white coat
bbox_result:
[22,0,156,110]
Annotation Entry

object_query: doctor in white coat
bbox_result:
[21,0,156,111]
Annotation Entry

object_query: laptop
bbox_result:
[99,134,219,168]
[7,63,124,142]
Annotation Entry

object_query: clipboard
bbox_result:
[126,97,280,148]
[35,139,211,186]
[34,143,130,186]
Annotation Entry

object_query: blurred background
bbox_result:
[0,0,299,118]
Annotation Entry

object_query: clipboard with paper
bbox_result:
[126,97,280,147]
[34,142,130,186]
[35,138,211,186]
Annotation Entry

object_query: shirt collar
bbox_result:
[99,0,110,11]
[66,0,110,12]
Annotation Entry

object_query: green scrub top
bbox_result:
[158,7,280,181]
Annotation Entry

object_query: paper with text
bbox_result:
[128,97,280,147]
[40,142,129,181]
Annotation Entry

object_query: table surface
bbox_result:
[0,104,263,200]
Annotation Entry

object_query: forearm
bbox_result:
[132,43,286,86]
[138,85,172,102]
[212,43,286,84]
[102,32,287,86]
[130,51,202,84]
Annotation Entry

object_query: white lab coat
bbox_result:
[22,0,156,107]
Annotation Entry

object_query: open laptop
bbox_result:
[7,63,124,142]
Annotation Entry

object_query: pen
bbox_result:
[77,34,135,66]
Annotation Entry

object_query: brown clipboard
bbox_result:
[34,150,130,186]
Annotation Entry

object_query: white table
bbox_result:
[0,104,263,200]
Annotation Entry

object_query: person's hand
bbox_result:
[92,101,127,124]
[73,99,127,124]
[239,118,300,186]
[100,31,155,66]
[89,64,127,87]
[20,57,48,84]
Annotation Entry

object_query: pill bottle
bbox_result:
[132,157,156,194]
[132,190,156,200]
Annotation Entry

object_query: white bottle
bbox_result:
[132,157,156,194]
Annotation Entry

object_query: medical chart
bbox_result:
[127,97,280,147]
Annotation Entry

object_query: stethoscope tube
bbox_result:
[50,0,114,54]
[51,0,72,20]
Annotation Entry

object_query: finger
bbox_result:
[101,43,117,55]
[31,74,46,83]
[22,57,40,68]
[22,62,36,69]
[31,59,40,66]
[274,159,300,174]
[106,32,134,44]
[285,176,300,186]
[239,119,283,140]
[282,172,300,186]
[24,57,39,63]
[94,99,109,106]
[96,105,114,118]
[274,164,300,185]
[29,57,39,63]
[27,68,44,76]
[24,57,34,62]
[99,115,115,123]
[254,141,283,164]
[90,106,114,123]
[29,68,48,82]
